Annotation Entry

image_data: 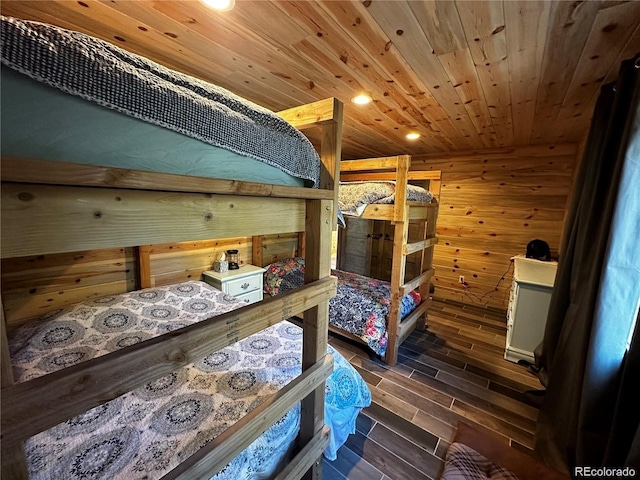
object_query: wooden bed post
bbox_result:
[1,303,29,480]
[278,97,343,229]
[386,155,410,366]
[319,100,343,231]
[278,98,342,477]
[252,235,264,267]
[301,199,333,479]
[297,231,306,258]
[137,245,152,289]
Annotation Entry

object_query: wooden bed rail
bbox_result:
[0,278,336,447]
[277,97,341,130]
[0,158,333,200]
[0,172,335,259]
[339,158,442,202]
[168,356,334,480]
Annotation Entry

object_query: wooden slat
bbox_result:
[137,245,153,289]
[301,199,333,479]
[1,158,333,200]
[402,268,435,297]
[3,280,135,331]
[456,1,513,147]
[408,205,433,221]
[553,2,640,140]
[504,1,553,145]
[393,155,410,223]
[363,0,485,146]
[297,231,307,259]
[0,278,336,446]
[385,215,409,366]
[404,236,439,256]
[1,303,29,480]
[1,183,306,258]
[0,444,28,480]
[531,0,601,141]
[252,235,264,267]
[396,298,431,347]
[273,425,331,480]
[1,305,14,389]
[340,171,443,182]
[410,1,497,146]
[348,203,435,222]
[277,97,340,130]
[340,157,402,172]
[319,99,343,230]
[166,356,334,480]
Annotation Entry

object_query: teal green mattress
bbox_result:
[0,68,305,187]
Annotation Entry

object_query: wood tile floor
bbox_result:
[323,298,545,480]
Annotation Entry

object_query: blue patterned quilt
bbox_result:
[9,281,370,479]
[264,259,422,356]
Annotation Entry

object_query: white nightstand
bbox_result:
[202,264,266,305]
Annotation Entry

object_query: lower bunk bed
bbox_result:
[1,15,347,479]
[7,280,371,479]
[262,258,423,360]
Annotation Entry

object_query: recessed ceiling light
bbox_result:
[201,0,235,11]
[406,132,421,140]
[351,94,372,105]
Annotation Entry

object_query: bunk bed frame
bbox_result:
[336,155,441,366]
[0,98,343,480]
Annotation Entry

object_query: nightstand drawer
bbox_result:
[235,289,263,305]
[225,274,262,296]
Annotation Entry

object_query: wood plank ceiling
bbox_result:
[2,0,639,159]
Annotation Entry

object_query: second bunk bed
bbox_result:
[258,155,441,366]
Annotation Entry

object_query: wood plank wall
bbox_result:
[411,144,578,310]
[1,143,577,323]
[1,248,138,331]
[1,234,298,330]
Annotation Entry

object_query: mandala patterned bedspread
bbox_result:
[264,259,422,356]
[9,281,371,479]
[0,15,321,187]
[339,181,434,216]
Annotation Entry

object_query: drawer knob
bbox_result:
[241,282,250,289]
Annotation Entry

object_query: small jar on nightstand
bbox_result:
[202,264,266,305]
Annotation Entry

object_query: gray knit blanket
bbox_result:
[0,15,321,187]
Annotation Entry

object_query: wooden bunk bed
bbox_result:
[336,155,441,366]
[0,15,355,480]
[256,156,441,367]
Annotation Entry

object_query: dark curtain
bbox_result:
[534,54,640,472]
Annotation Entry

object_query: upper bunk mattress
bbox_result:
[339,181,434,216]
[0,16,319,188]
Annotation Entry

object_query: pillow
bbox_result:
[263,257,305,296]
[441,442,519,480]
[339,181,433,216]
